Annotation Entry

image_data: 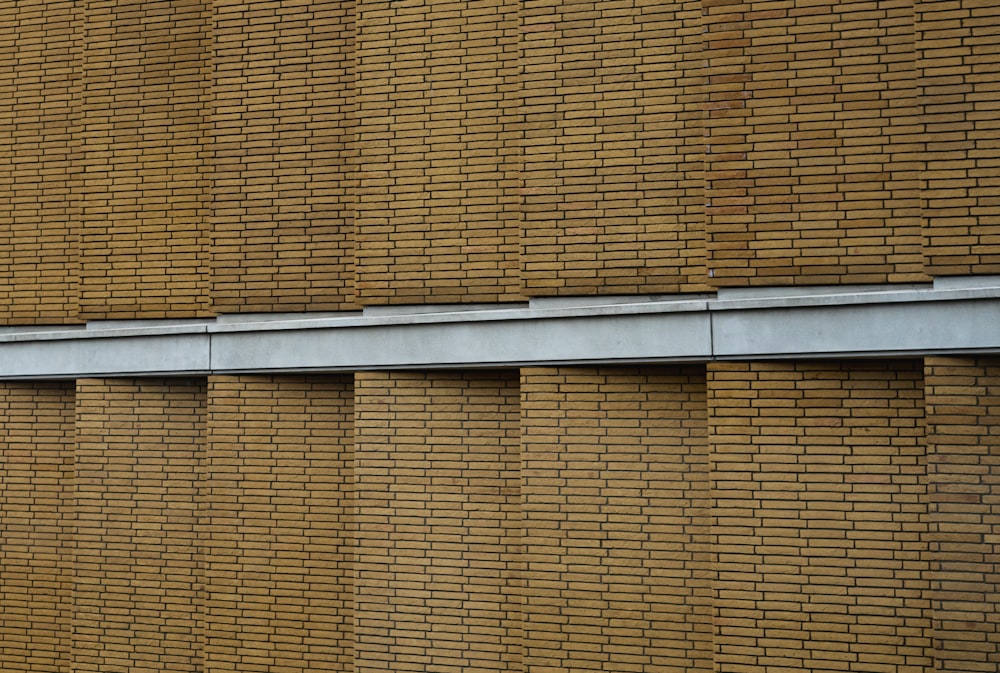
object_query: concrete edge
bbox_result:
[0,284,995,378]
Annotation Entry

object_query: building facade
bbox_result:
[1,0,999,671]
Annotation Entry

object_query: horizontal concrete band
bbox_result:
[1,279,999,379]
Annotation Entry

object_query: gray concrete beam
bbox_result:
[0,283,996,378]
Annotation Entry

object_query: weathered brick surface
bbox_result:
[0,382,74,672]
[520,366,712,672]
[1,362,999,672]
[73,378,206,672]
[520,0,708,296]
[205,375,355,672]
[7,0,1000,323]
[707,361,931,672]
[704,1,926,286]
[353,371,521,672]
[925,357,1000,672]
[0,1,80,324]
[210,1,356,313]
[79,0,210,319]
[919,2,1000,275]
[354,0,522,305]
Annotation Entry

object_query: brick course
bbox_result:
[79,0,211,319]
[919,1,1000,275]
[705,0,926,286]
[354,0,522,305]
[353,370,521,672]
[520,0,708,296]
[925,357,1000,672]
[205,375,355,672]
[210,1,357,313]
[73,378,206,672]
[707,361,931,672]
[0,382,74,671]
[520,366,712,672]
[0,1,80,324]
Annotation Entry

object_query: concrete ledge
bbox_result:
[0,283,997,378]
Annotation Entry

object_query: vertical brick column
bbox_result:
[520,366,712,672]
[79,0,210,319]
[519,0,708,296]
[355,0,521,305]
[0,1,80,323]
[354,371,521,672]
[204,376,355,672]
[704,1,924,286]
[0,382,75,672]
[707,362,930,672]
[919,2,1000,275]
[73,379,206,672]
[210,1,356,313]
[925,357,1000,672]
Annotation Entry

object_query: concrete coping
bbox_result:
[0,280,998,345]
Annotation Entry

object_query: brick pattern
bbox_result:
[519,1,708,297]
[354,0,522,305]
[210,1,356,313]
[707,361,931,672]
[0,382,74,672]
[705,1,926,286]
[205,375,355,672]
[924,357,1000,672]
[520,366,712,672]
[3,362,1000,671]
[919,2,1000,275]
[354,371,521,672]
[9,2,1000,324]
[79,0,210,319]
[73,378,206,672]
[0,1,80,324]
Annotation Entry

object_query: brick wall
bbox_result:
[705,0,926,286]
[210,1,356,313]
[0,382,74,671]
[0,1,80,324]
[205,375,355,672]
[354,0,522,305]
[0,363,997,670]
[925,357,1000,672]
[73,378,206,672]
[519,0,708,297]
[79,0,210,319]
[5,1,1000,323]
[919,2,1000,276]
[707,361,931,672]
[520,366,712,672]
[354,371,521,672]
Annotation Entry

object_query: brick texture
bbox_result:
[707,361,931,672]
[0,361,998,671]
[8,1,1000,324]
[73,378,206,672]
[205,375,355,672]
[0,382,74,672]
[919,1,1000,275]
[925,357,1000,672]
[79,0,210,319]
[353,371,521,672]
[520,366,712,672]
[519,0,708,296]
[0,1,80,324]
[210,1,356,313]
[704,1,926,286]
[354,0,522,305]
